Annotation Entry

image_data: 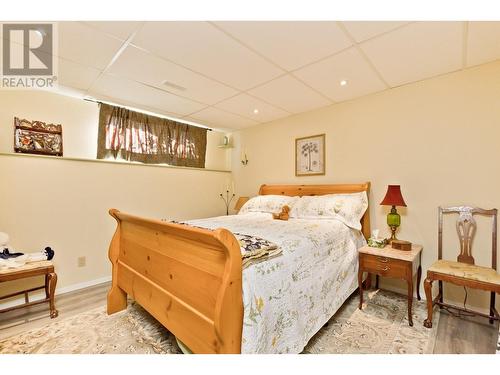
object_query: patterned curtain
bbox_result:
[97,103,207,168]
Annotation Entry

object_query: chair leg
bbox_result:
[423,277,434,328]
[438,280,443,308]
[490,292,496,324]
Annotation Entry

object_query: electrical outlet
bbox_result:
[77,256,86,267]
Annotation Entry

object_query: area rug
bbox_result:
[0,289,438,354]
[304,289,439,354]
[0,302,182,354]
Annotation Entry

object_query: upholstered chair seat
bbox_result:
[428,259,500,286]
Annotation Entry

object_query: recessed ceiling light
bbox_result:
[253,109,259,114]
[340,80,348,86]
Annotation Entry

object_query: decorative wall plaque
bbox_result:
[14,117,63,156]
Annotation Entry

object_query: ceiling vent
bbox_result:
[161,80,187,91]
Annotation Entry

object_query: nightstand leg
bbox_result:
[365,273,372,289]
[407,279,413,326]
[48,272,58,319]
[416,265,422,301]
[375,275,379,289]
[358,269,364,309]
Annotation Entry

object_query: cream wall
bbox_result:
[0,90,231,303]
[231,60,500,312]
[0,90,98,159]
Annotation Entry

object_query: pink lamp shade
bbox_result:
[380,185,407,207]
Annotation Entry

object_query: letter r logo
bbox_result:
[2,23,53,76]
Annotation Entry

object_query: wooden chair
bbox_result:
[423,206,500,328]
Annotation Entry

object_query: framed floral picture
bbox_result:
[295,134,325,176]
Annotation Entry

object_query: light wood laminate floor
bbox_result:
[0,283,498,353]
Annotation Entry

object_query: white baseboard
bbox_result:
[56,275,111,296]
[0,275,111,310]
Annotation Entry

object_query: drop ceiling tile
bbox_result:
[214,21,352,71]
[131,21,284,90]
[0,40,101,93]
[215,93,290,123]
[467,22,500,67]
[341,21,410,42]
[89,92,184,120]
[248,75,331,114]
[107,45,237,105]
[58,22,124,70]
[57,58,102,91]
[88,74,206,116]
[188,107,259,130]
[360,21,463,87]
[294,47,386,102]
[81,21,143,41]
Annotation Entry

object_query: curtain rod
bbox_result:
[83,98,213,131]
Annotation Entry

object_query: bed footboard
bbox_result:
[107,209,243,354]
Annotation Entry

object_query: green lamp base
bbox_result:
[387,206,401,241]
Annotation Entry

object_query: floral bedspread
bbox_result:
[186,212,366,353]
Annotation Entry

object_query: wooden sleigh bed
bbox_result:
[107,182,371,354]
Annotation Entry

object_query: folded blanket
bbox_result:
[233,233,281,268]
[167,220,281,268]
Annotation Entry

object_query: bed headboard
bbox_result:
[258,182,371,239]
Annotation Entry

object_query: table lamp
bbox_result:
[380,185,407,241]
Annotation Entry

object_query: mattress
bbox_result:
[186,212,366,353]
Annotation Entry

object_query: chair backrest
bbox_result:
[438,206,497,269]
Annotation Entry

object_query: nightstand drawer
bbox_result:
[360,253,407,278]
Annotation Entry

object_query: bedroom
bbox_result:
[1,0,499,372]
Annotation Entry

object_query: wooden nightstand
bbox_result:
[358,244,423,326]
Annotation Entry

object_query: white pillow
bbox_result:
[238,195,299,215]
[289,191,368,230]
